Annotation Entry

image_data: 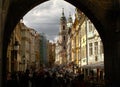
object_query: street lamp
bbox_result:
[14,41,20,51]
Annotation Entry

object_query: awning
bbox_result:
[81,62,104,69]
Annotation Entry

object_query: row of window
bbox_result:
[89,41,103,56]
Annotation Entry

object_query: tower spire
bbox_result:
[62,8,64,17]
[60,8,66,21]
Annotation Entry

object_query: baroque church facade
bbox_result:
[57,8,73,65]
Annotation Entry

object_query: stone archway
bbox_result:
[0,0,120,87]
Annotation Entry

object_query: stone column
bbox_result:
[0,0,3,87]
[104,1,120,86]
[104,8,120,85]
[0,0,10,86]
[104,40,120,86]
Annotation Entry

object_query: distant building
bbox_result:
[40,33,48,67]
[48,42,56,67]
[35,33,41,69]
[55,41,61,64]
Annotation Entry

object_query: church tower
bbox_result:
[59,8,67,45]
[58,8,67,64]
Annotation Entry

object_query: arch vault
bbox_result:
[0,0,120,86]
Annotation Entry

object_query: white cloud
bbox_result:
[54,36,59,42]
[23,0,75,41]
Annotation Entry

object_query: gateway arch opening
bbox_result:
[1,0,119,87]
[6,0,104,87]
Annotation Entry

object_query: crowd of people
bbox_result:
[6,67,104,87]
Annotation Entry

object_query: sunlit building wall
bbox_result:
[14,22,22,71]
[7,22,22,72]
[66,29,71,63]
[70,21,76,63]
[73,8,104,68]
[71,9,86,67]
[48,42,56,67]
[29,29,37,69]
[66,14,73,64]
[20,22,31,70]
[55,41,60,64]
[87,19,104,65]
[73,12,80,66]
[71,38,75,62]
[20,22,39,70]
[80,21,87,66]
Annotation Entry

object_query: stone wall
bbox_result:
[0,0,10,86]
[0,0,3,86]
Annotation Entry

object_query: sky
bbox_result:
[23,0,75,42]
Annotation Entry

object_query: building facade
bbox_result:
[7,20,42,72]
[40,33,49,67]
[7,22,21,72]
[48,42,56,67]
[56,8,104,79]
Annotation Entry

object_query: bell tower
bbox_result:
[59,8,67,46]
[58,8,67,64]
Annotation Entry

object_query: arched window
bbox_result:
[63,25,65,30]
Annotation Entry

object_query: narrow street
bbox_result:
[6,67,105,87]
